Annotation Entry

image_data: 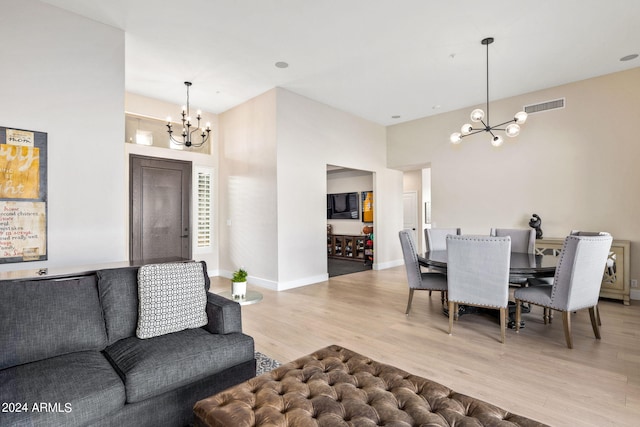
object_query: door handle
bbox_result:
[181,235,189,238]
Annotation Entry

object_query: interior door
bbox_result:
[130,155,191,261]
[403,191,419,249]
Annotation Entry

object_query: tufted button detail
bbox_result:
[193,345,547,427]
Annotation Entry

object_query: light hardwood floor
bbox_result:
[209,267,640,427]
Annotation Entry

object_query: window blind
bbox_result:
[196,171,212,248]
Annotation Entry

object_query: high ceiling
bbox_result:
[41,0,640,125]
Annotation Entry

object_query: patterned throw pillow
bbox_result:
[136,262,208,339]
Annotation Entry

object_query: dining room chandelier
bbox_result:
[450,37,528,147]
[166,81,211,148]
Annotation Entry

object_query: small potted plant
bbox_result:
[231,268,248,299]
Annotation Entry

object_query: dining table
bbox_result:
[418,250,558,279]
[418,250,558,328]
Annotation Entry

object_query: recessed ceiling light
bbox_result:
[391,115,401,119]
[620,54,638,62]
[275,61,289,68]
[432,105,441,110]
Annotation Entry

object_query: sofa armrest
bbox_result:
[204,292,243,334]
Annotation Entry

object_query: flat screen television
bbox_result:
[327,192,359,220]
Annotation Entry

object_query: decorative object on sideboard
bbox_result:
[166,81,211,148]
[529,213,543,239]
[450,37,528,147]
[231,268,248,299]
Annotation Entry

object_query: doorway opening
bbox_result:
[326,165,373,277]
[402,166,431,252]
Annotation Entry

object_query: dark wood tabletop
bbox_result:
[419,250,557,279]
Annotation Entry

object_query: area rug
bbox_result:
[255,351,281,376]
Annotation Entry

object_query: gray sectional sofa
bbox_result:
[0,261,256,427]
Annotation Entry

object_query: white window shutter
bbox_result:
[196,170,212,248]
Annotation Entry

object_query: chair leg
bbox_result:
[589,306,602,340]
[515,299,522,333]
[499,307,506,343]
[595,304,602,326]
[405,289,415,315]
[441,290,447,305]
[562,311,573,349]
[429,290,432,297]
[448,301,455,335]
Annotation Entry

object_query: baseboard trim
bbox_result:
[374,259,404,270]
[214,261,405,292]
[276,274,329,291]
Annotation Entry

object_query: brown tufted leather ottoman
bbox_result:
[194,345,547,427]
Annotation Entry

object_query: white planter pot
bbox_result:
[231,281,247,298]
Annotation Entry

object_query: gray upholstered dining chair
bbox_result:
[514,234,613,349]
[425,227,462,251]
[446,235,511,343]
[423,227,461,291]
[490,228,535,286]
[570,230,610,236]
[527,231,612,325]
[571,232,613,323]
[398,230,448,315]
[490,228,535,254]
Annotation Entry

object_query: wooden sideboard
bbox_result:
[534,237,631,305]
[328,234,373,264]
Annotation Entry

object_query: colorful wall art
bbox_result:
[0,126,47,263]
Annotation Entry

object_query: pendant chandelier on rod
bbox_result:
[450,37,528,147]
[166,81,211,148]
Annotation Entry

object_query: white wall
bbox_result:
[218,89,279,286]
[388,68,640,294]
[277,88,404,288]
[0,1,125,272]
[217,88,403,290]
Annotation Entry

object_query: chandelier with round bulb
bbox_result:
[450,38,528,147]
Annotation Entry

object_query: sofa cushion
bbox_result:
[96,261,212,344]
[0,276,108,370]
[136,262,208,339]
[0,351,125,427]
[103,328,254,403]
[96,266,140,345]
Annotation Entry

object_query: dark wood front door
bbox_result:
[130,155,191,261]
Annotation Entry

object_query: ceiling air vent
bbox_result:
[523,98,565,114]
